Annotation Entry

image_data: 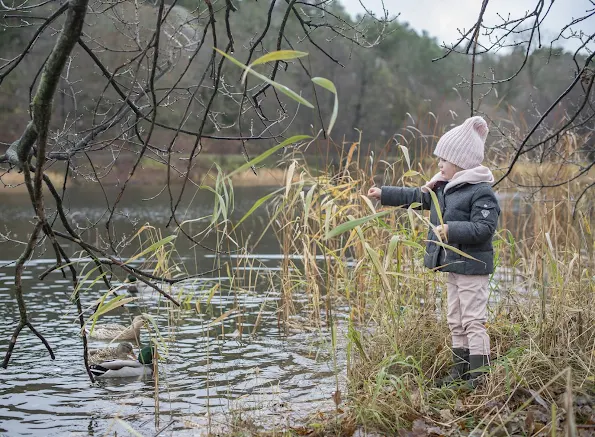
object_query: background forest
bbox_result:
[1,0,591,160]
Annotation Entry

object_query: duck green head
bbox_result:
[125,274,138,283]
[138,345,155,365]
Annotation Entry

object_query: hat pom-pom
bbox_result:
[470,116,489,140]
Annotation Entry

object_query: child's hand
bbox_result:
[367,187,381,200]
[435,224,449,241]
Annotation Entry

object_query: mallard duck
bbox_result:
[124,275,166,303]
[88,315,147,341]
[124,274,151,294]
[88,342,135,366]
[90,345,155,378]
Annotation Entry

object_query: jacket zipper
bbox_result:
[441,186,448,264]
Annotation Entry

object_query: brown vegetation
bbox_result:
[261,134,594,435]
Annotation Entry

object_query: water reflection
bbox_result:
[0,261,342,435]
[0,185,341,436]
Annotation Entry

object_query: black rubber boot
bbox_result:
[466,355,490,389]
[437,348,469,387]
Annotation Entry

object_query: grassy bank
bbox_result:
[0,154,293,192]
[261,146,595,435]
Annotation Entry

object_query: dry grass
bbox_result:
[0,169,66,191]
[0,165,288,195]
[264,138,595,435]
[230,168,287,186]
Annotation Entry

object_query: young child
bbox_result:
[367,116,500,388]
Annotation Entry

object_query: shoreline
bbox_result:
[0,167,289,193]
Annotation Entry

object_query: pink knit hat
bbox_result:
[434,116,489,169]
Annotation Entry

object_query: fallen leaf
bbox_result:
[506,417,523,435]
[411,418,446,436]
[439,408,455,422]
[409,388,421,409]
[411,419,427,432]
[455,399,465,412]
[332,389,342,406]
[529,407,550,423]
[525,410,535,435]
[426,426,446,435]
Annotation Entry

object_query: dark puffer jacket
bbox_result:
[381,181,500,275]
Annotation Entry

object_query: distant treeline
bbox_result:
[0,0,589,158]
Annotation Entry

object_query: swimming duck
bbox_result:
[90,345,155,378]
[124,274,151,294]
[88,315,147,342]
[124,274,166,303]
[88,343,135,366]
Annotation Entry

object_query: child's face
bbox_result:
[438,158,461,180]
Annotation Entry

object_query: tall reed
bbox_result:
[266,124,594,435]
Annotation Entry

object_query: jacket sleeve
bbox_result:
[380,186,431,209]
[447,186,500,244]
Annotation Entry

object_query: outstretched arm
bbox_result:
[379,186,431,209]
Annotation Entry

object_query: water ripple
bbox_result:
[0,258,342,436]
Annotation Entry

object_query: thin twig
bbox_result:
[470,0,489,116]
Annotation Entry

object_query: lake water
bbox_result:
[0,179,552,436]
[0,184,344,436]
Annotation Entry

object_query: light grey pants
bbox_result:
[446,272,490,355]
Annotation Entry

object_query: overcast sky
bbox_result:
[339,0,594,52]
